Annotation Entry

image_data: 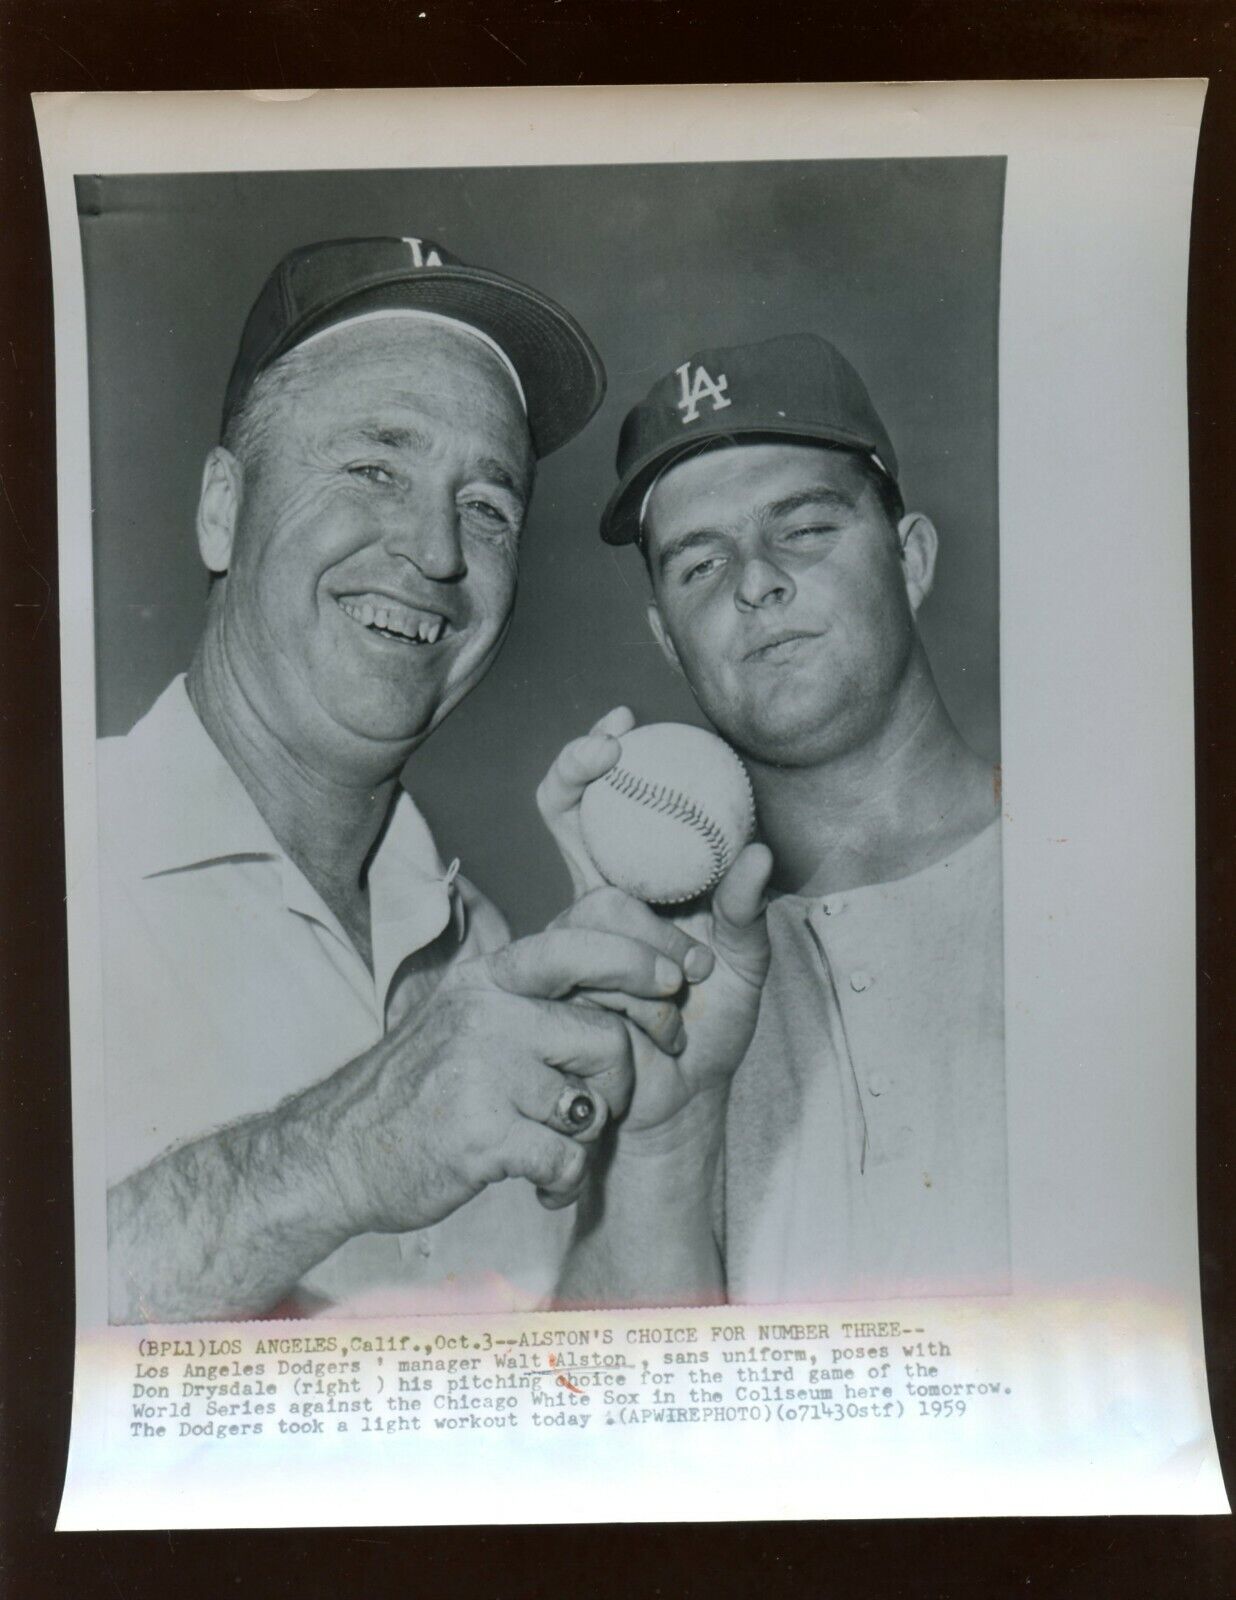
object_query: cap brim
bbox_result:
[271,265,606,458]
[600,420,886,544]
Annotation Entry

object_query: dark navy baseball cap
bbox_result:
[600,332,899,545]
[222,235,606,458]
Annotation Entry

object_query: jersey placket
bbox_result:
[805,894,898,1172]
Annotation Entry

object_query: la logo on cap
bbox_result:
[402,237,443,268]
[675,360,732,424]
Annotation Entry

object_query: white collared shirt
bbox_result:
[724,820,1009,1305]
[98,676,569,1317]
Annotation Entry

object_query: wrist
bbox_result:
[612,1086,729,1194]
[625,1082,729,1149]
[271,1046,393,1243]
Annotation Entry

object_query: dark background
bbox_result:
[80,158,1002,935]
[2,3,1234,1598]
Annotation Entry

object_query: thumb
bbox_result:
[710,843,774,985]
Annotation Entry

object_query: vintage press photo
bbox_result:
[85,157,1007,1324]
[37,83,1224,1527]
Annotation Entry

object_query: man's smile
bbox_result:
[742,627,823,662]
[335,591,453,646]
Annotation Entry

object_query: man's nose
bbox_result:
[735,553,795,610]
[384,496,466,582]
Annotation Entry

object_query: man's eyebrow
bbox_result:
[654,485,857,574]
[337,428,529,500]
[472,457,528,500]
[763,485,858,518]
[656,528,725,576]
[343,422,432,452]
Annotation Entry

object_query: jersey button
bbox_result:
[822,898,846,916]
[849,970,872,993]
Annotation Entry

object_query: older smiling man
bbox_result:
[101,237,744,1324]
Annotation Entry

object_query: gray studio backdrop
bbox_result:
[78,159,1004,936]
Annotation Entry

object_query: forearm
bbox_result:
[555,1091,727,1310]
[107,1057,377,1325]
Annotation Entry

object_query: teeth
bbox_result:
[338,596,447,644]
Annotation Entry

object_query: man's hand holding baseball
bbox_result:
[540,713,773,1308]
[538,708,773,1135]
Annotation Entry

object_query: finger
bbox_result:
[588,705,636,738]
[573,988,686,1055]
[533,712,633,904]
[561,886,715,984]
[509,1062,610,1145]
[500,1122,589,1199]
[487,928,687,1003]
[535,729,625,826]
[710,843,775,984]
[714,843,774,926]
[536,729,630,899]
[533,1002,635,1121]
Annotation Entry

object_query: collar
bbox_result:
[118,676,284,878]
[771,815,1002,913]
[113,677,463,979]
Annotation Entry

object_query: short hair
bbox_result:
[206,345,325,588]
[221,340,319,476]
[637,439,905,580]
[221,330,536,486]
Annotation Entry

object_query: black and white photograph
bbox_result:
[34,82,1221,1530]
[81,159,1006,1326]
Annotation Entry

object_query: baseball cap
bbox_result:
[222,235,606,458]
[600,332,898,544]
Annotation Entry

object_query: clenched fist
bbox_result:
[316,921,698,1231]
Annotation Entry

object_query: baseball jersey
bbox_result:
[723,819,1009,1305]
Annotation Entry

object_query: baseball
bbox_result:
[579,723,755,904]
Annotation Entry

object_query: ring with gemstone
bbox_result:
[550,1082,598,1137]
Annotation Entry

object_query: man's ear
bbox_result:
[897,512,939,614]
[646,602,685,676]
[196,447,243,575]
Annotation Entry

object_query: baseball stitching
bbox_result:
[600,764,751,899]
